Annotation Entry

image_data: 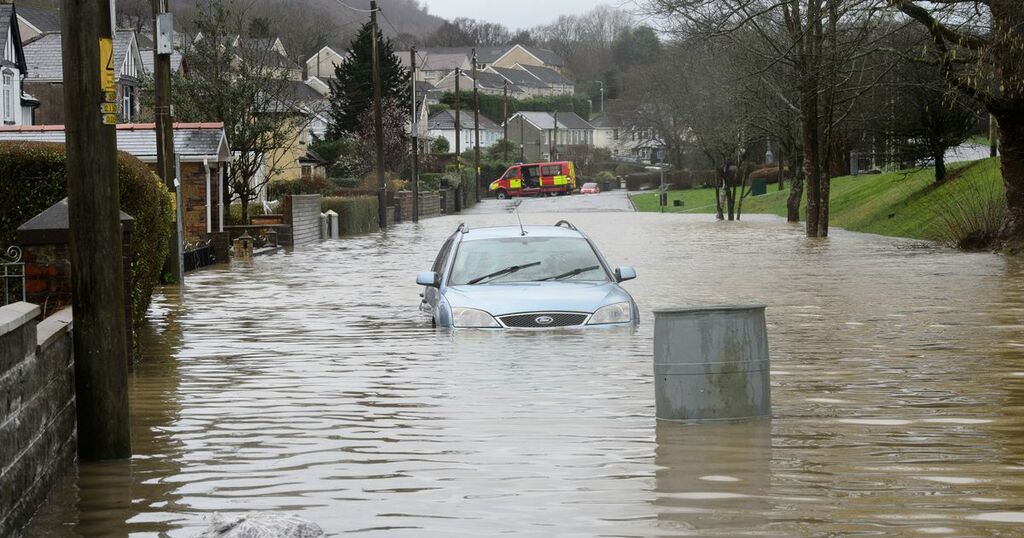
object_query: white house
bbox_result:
[0,4,36,126]
[427,109,502,151]
[305,46,345,79]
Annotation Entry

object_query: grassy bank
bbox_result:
[630,158,1004,244]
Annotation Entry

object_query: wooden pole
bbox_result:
[370,1,387,229]
[61,0,131,461]
[152,0,181,284]
[990,114,999,158]
[552,110,559,161]
[411,48,419,223]
[454,68,461,212]
[472,49,481,203]
[503,81,509,161]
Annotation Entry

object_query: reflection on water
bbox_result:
[21,211,1024,536]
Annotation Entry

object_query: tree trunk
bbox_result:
[787,173,803,222]
[725,186,735,221]
[241,197,250,225]
[934,152,947,184]
[997,110,1024,248]
[714,183,724,220]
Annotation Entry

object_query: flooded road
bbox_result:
[22,207,1024,536]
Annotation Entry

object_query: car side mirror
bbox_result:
[615,266,636,282]
[416,271,440,288]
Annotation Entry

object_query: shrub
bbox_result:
[268,175,332,198]
[322,196,380,235]
[935,167,1006,250]
[431,137,450,154]
[748,165,789,184]
[419,173,444,191]
[0,142,173,355]
[330,177,362,189]
[597,171,615,183]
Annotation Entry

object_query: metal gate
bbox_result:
[2,246,25,306]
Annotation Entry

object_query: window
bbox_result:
[2,71,12,123]
[541,165,561,176]
[448,237,608,286]
[121,85,136,122]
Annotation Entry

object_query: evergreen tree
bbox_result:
[328,21,410,138]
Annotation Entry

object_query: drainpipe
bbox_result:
[204,158,212,234]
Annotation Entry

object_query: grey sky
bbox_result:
[421,0,629,30]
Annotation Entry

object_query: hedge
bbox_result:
[268,175,332,198]
[322,196,379,235]
[0,141,173,355]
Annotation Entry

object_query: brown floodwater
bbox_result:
[20,209,1024,536]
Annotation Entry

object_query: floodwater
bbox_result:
[21,206,1024,536]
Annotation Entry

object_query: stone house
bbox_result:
[24,30,145,124]
[427,108,502,152]
[0,122,232,244]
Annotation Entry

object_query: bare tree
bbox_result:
[890,1,1024,247]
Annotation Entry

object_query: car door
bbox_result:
[422,235,455,314]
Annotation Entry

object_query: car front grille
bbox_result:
[499,312,588,328]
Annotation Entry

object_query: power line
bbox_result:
[331,0,377,14]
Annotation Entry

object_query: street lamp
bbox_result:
[591,80,605,113]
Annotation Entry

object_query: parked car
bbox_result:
[417,221,638,329]
[579,182,601,194]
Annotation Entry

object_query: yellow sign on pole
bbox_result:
[99,38,115,94]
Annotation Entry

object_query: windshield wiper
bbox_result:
[535,265,601,282]
[467,261,542,285]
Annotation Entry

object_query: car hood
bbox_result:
[443,281,630,316]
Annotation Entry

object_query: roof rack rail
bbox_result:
[554,220,578,231]
[456,223,467,233]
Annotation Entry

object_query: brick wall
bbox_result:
[0,304,76,537]
[147,162,223,244]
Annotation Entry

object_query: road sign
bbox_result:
[102,113,117,126]
[101,103,117,114]
[99,38,115,93]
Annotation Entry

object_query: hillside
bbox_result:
[630,158,1005,246]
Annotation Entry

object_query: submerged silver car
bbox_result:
[417,221,638,328]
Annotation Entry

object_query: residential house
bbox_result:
[505,111,595,162]
[489,45,565,73]
[427,108,501,152]
[15,5,58,42]
[433,68,526,98]
[24,30,145,124]
[0,3,35,125]
[515,64,573,96]
[397,49,471,85]
[191,33,303,81]
[305,46,345,79]
[485,66,550,98]
[399,45,566,85]
[0,123,233,243]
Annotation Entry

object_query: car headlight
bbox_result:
[588,302,632,325]
[452,307,500,328]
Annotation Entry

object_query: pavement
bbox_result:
[465,190,634,215]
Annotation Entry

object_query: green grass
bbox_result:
[630,158,1005,243]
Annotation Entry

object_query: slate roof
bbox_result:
[515,111,594,131]
[0,123,231,161]
[16,6,61,35]
[140,49,184,74]
[428,109,500,131]
[23,33,61,80]
[518,64,572,86]
[489,66,548,89]
[113,31,138,78]
[522,46,564,68]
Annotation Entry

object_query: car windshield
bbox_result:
[448,236,608,285]
[582,183,597,188]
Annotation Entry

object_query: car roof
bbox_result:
[460,225,586,241]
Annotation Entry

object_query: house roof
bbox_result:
[0,123,232,162]
[428,109,500,131]
[140,49,184,74]
[488,66,548,89]
[16,6,61,36]
[589,113,624,129]
[397,50,470,72]
[23,32,61,80]
[522,46,564,68]
[25,31,142,82]
[513,111,593,130]
[0,5,28,72]
[517,64,572,86]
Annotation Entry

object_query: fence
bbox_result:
[1,246,25,306]
[284,194,323,247]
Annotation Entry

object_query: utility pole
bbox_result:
[552,110,559,161]
[370,1,387,229]
[61,0,131,460]
[152,0,181,284]
[592,80,604,114]
[454,68,461,212]
[502,81,509,161]
[472,49,481,203]
[520,115,525,161]
[411,48,419,223]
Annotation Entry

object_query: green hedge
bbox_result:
[419,173,444,191]
[322,196,379,235]
[0,142,173,355]
[268,176,332,198]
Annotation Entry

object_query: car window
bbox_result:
[448,237,608,285]
[432,237,454,273]
[502,167,518,180]
[523,166,540,179]
[583,183,597,188]
[541,165,561,176]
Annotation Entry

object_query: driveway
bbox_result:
[466,190,634,214]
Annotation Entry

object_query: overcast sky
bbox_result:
[421,0,631,30]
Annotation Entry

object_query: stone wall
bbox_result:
[0,304,76,537]
[394,191,442,222]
